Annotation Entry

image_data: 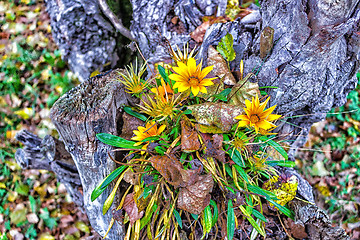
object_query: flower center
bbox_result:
[188,76,199,86]
[233,137,246,151]
[162,104,174,116]
[132,84,143,94]
[249,114,260,123]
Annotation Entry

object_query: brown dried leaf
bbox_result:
[123,170,139,185]
[227,76,260,107]
[190,21,211,43]
[177,174,214,215]
[149,154,199,188]
[204,134,226,163]
[188,102,244,132]
[119,112,144,140]
[196,124,224,134]
[123,192,144,225]
[181,118,201,152]
[208,46,236,86]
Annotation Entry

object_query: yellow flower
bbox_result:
[150,79,174,102]
[117,60,148,95]
[169,43,197,63]
[235,95,281,133]
[169,58,216,96]
[131,121,166,149]
[139,92,182,121]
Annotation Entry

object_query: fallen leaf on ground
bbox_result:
[181,117,201,152]
[263,173,298,210]
[149,154,199,188]
[177,173,214,215]
[122,192,144,225]
[188,102,244,132]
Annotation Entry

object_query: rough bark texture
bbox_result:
[15,130,84,209]
[130,0,360,160]
[44,0,120,82]
[16,0,360,239]
[49,70,132,238]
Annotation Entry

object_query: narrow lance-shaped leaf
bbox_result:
[124,106,147,121]
[97,133,142,149]
[210,200,218,227]
[158,65,169,82]
[227,200,235,240]
[102,171,125,215]
[173,208,183,229]
[91,166,128,201]
[203,205,213,234]
[259,136,288,160]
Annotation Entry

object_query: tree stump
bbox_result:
[16,0,360,239]
[49,70,132,238]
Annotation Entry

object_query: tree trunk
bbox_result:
[16,0,360,239]
[49,70,133,238]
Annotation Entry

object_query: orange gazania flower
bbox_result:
[150,80,174,102]
[235,95,281,133]
[169,58,216,96]
[131,121,166,146]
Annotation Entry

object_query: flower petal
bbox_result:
[266,114,282,122]
[237,120,249,128]
[191,86,200,96]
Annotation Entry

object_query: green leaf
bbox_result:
[15,182,29,196]
[259,136,288,160]
[247,215,266,237]
[247,184,277,199]
[252,209,267,223]
[103,174,123,215]
[234,165,249,183]
[96,133,141,149]
[213,88,232,102]
[267,160,296,168]
[228,149,245,167]
[217,33,236,62]
[155,146,166,155]
[141,136,160,142]
[173,209,183,229]
[124,106,147,121]
[204,205,213,234]
[266,198,294,219]
[191,213,198,221]
[158,65,169,82]
[140,204,157,230]
[29,195,37,213]
[210,200,218,227]
[227,200,235,240]
[91,166,128,202]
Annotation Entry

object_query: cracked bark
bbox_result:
[17,0,360,239]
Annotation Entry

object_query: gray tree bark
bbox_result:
[16,0,360,239]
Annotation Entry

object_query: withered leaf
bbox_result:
[177,173,214,215]
[149,154,199,188]
[123,193,144,225]
[208,46,236,86]
[196,124,224,134]
[119,112,144,140]
[188,102,244,132]
[260,26,274,59]
[263,173,298,211]
[181,117,201,152]
[197,46,236,100]
[190,21,211,43]
[123,170,139,185]
[204,134,226,163]
[227,75,260,108]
